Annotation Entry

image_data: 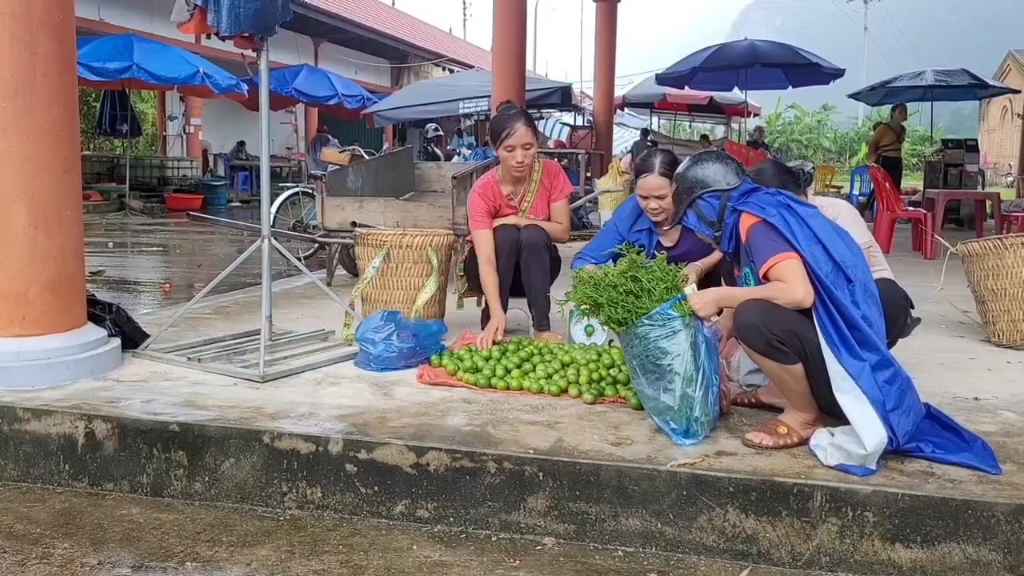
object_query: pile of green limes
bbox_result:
[428,337,643,410]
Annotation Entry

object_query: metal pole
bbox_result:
[532,0,540,73]
[856,0,871,125]
[258,42,274,376]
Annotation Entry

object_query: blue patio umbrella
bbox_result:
[77,34,247,99]
[238,64,379,117]
[655,39,846,92]
[848,68,1021,139]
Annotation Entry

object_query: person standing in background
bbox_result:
[630,128,652,167]
[868,103,908,191]
[745,126,771,154]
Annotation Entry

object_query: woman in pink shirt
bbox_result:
[465,101,573,349]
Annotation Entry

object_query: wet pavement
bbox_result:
[84,208,329,314]
[0,485,839,576]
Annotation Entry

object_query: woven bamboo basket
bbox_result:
[352,228,457,320]
[958,233,1024,348]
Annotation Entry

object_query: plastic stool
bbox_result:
[848,165,873,209]
[233,171,255,196]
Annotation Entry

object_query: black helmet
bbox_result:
[670,150,747,229]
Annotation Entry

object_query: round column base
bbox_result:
[0,323,123,389]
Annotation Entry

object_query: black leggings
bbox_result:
[875,277,915,349]
[733,299,843,421]
[465,224,561,332]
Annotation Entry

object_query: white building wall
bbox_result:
[76,0,393,157]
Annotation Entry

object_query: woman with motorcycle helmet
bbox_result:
[420,123,445,161]
[668,151,998,480]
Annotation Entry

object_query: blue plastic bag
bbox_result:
[618,296,721,446]
[354,310,448,372]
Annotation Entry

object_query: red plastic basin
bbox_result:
[165,193,205,212]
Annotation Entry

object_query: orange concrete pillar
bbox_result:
[491,0,528,113]
[592,0,619,178]
[0,0,121,386]
[184,35,204,159]
[304,39,323,154]
[0,0,87,337]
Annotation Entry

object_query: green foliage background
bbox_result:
[78,87,160,155]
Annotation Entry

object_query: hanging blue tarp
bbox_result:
[239,64,379,113]
[173,0,293,39]
[77,34,247,99]
[95,89,142,140]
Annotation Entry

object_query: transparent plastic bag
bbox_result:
[354,310,448,372]
[619,296,721,445]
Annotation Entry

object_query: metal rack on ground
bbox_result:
[134,43,362,382]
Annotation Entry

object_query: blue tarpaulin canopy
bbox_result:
[363,69,575,125]
[656,39,845,92]
[238,64,379,117]
[847,68,1021,106]
[77,34,247,99]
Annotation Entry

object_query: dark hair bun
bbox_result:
[495,99,523,115]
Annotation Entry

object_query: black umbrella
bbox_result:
[847,68,1021,137]
[94,88,143,216]
[363,69,575,125]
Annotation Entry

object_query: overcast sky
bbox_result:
[389,0,754,93]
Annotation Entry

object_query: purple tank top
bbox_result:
[655,227,714,265]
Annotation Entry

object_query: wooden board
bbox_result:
[321,192,454,231]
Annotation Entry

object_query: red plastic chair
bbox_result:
[1001,212,1024,234]
[724,140,769,168]
[867,164,936,260]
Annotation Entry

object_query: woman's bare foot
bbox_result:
[741,410,821,450]
[533,331,564,344]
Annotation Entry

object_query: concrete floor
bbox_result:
[16,218,1023,503]
[0,485,835,576]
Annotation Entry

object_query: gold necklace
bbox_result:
[498,166,529,207]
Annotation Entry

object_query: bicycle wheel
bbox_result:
[271,187,322,261]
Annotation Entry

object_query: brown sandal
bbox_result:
[731,389,783,412]
[740,419,818,450]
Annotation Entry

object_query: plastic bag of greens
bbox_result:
[354,310,448,372]
[619,295,721,445]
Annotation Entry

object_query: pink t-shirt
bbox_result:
[468,159,574,232]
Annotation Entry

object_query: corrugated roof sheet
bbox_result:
[298,0,492,70]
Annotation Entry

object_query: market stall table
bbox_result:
[923,188,1003,251]
[226,157,303,198]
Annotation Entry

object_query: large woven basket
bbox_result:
[351,228,457,320]
[958,233,1024,348]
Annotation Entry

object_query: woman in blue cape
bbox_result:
[572,148,724,286]
[673,150,1000,476]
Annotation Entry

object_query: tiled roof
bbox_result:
[298,0,493,70]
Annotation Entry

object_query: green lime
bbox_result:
[509,379,523,392]
[582,392,598,405]
[560,354,574,366]
[495,380,509,391]
[547,384,562,397]
[521,361,535,374]
[567,385,582,398]
[494,366,508,379]
[578,374,591,386]
[529,382,545,394]
[601,355,615,368]
[481,366,494,379]
[510,369,524,379]
[588,362,601,373]
[480,350,492,360]
[628,396,644,411]
[429,355,442,368]
[615,372,630,385]
[603,385,618,398]
[550,359,564,372]
[445,364,459,376]
[566,372,579,384]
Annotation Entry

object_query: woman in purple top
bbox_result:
[573,149,724,288]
